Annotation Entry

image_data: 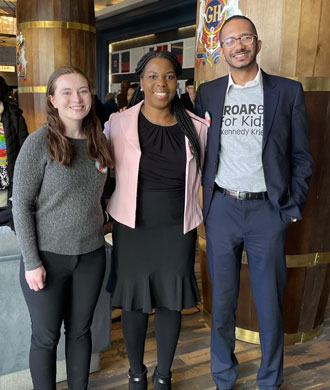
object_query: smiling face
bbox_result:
[140,57,177,112]
[49,72,92,130]
[220,18,262,72]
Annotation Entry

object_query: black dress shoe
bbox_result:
[152,366,172,389]
[128,365,148,390]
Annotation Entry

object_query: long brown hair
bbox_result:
[46,66,113,168]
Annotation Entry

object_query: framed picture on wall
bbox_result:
[157,44,168,51]
[111,53,119,74]
[121,51,130,73]
[171,42,183,65]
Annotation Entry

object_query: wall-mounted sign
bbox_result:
[111,53,119,73]
[121,51,130,73]
[0,65,15,72]
[171,42,183,65]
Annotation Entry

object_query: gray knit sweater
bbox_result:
[12,125,107,271]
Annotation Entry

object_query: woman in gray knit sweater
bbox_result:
[12,67,113,390]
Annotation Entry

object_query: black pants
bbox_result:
[20,246,106,390]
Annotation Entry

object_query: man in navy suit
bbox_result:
[195,16,313,390]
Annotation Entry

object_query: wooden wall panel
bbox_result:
[280,0,302,76]
[17,0,94,25]
[16,0,95,133]
[285,92,330,254]
[239,0,284,75]
[296,0,322,76]
[314,0,330,76]
[298,265,327,332]
[314,264,330,327]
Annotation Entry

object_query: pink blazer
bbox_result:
[103,101,208,234]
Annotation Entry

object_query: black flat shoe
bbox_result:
[128,365,148,390]
[152,367,172,390]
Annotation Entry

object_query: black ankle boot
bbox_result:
[128,365,148,390]
[152,367,172,390]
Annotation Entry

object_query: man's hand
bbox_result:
[25,265,46,291]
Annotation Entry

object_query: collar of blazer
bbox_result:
[261,70,280,151]
[116,99,208,151]
[115,100,142,152]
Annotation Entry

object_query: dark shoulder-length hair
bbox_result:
[128,51,201,169]
[46,66,113,168]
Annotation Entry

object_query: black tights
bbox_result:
[121,307,182,376]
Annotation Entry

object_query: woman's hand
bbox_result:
[25,265,46,291]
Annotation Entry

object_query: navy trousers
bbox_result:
[205,190,289,390]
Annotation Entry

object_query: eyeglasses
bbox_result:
[221,34,258,49]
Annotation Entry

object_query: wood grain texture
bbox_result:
[314,0,330,76]
[280,0,302,77]
[16,0,94,25]
[285,92,330,254]
[298,265,327,332]
[296,0,322,76]
[16,0,95,133]
[199,235,330,338]
[282,267,306,333]
[56,291,330,389]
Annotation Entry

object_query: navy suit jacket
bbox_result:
[195,70,313,222]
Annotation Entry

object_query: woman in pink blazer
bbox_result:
[103,51,208,390]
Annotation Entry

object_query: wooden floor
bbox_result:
[57,257,330,390]
[57,300,330,390]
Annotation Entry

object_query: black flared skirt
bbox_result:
[107,190,200,313]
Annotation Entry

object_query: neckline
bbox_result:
[140,110,178,128]
[66,136,86,142]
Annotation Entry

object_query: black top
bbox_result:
[138,111,186,192]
